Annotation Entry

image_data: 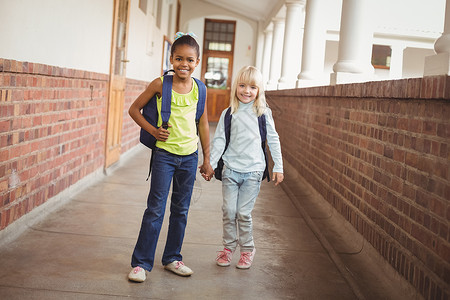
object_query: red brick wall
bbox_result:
[266,75,449,300]
[122,78,147,153]
[0,59,148,231]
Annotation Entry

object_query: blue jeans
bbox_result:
[131,148,198,271]
[222,167,263,252]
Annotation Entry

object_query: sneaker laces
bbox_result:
[133,266,143,274]
[239,252,253,264]
[175,261,185,269]
[216,249,232,261]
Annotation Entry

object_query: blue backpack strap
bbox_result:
[258,113,270,182]
[160,75,173,129]
[193,78,206,123]
[214,107,231,181]
[145,75,172,180]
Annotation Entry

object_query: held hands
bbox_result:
[199,163,214,181]
[198,166,283,184]
[272,172,284,186]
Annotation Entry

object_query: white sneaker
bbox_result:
[128,266,146,282]
[164,261,193,276]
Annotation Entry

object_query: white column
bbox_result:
[261,24,273,86]
[389,44,405,79]
[278,1,305,90]
[297,0,328,87]
[255,21,265,71]
[330,0,375,85]
[424,0,450,76]
[267,18,285,90]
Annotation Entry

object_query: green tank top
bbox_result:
[155,77,199,155]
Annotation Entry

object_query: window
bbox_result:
[139,0,147,14]
[167,4,173,37]
[372,45,392,69]
[204,20,235,52]
[156,0,163,29]
[204,57,229,89]
[150,0,155,16]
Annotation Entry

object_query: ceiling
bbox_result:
[201,0,286,25]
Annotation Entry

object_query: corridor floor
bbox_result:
[0,145,419,299]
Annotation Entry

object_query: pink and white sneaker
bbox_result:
[164,260,193,276]
[128,266,146,282]
[236,248,256,269]
[216,248,233,267]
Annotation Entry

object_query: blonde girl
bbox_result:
[210,66,284,269]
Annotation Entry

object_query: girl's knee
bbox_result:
[237,212,252,222]
[223,208,236,220]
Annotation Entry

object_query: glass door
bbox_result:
[201,19,236,122]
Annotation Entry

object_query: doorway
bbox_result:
[201,19,236,122]
[105,0,130,168]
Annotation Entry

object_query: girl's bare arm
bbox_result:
[197,98,214,179]
[128,78,170,141]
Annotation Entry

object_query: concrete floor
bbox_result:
[0,144,420,299]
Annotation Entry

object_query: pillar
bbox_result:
[255,20,266,72]
[389,44,405,79]
[424,0,450,76]
[297,0,328,87]
[330,0,375,85]
[278,1,305,90]
[261,24,273,86]
[267,18,285,90]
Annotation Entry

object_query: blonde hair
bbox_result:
[230,66,267,116]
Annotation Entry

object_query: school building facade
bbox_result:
[0,0,449,299]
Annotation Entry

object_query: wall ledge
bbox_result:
[267,75,450,100]
[0,58,109,81]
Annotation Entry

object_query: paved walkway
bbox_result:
[0,144,419,299]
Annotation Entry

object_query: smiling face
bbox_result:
[170,44,200,80]
[236,82,259,104]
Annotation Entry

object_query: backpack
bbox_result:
[214,107,270,182]
[140,74,206,178]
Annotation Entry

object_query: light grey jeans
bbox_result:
[221,167,263,253]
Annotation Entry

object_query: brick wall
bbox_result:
[121,78,147,153]
[266,75,449,300]
[0,59,135,231]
